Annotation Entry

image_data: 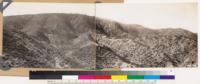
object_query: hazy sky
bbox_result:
[3,2,198,32]
[3,3,96,16]
[96,3,198,32]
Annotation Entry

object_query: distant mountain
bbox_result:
[0,13,197,70]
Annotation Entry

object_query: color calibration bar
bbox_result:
[62,75,174,80]
[30,71,175,80]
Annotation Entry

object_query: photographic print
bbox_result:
[95,3,198,69]
[1,3,97,70]
[0,2,198,70]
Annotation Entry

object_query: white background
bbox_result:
[1,0,200,84]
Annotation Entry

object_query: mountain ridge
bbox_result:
[0,13,197,70]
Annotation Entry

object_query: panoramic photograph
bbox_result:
[0,2,198,70]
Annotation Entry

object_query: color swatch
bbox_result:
[29,71,175,80]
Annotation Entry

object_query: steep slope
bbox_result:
[95,18,197,68]
[0,13,197,70]
[2,13,96,70]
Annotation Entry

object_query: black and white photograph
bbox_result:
[95,3,198,69]
[1,3,97,70]
[0,2,198,70]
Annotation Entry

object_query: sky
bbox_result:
[3,2,198,32]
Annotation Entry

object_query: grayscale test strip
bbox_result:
[30,71,166,75]
[47,80,160,84]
